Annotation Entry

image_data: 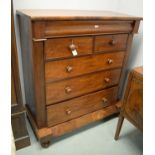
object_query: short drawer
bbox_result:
[44,37,93,60]
[95,34,128,52]
[46,68,121,105]
[47,86,118,127]
[45,51,125,82]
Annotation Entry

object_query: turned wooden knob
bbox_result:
[102,97,108,103]
[107,59,113,64]
[110,39,116,45]
[104,78,110,83]
[69,43,76,51]
[66,109,72,115]
[66,66,73,72]
[65,87,72,93]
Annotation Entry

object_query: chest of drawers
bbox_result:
[17,10,142,147]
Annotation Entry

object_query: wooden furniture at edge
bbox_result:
[11,7,30,150]
[115,66,143,140]
[17,10,142,147]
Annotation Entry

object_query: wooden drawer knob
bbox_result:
[69,43,76,51]
[107,59,113,64]
[104,78,110,83]
[65,87,72,94]
[102,97,108,103]
[66,66,73,72]
[66,109,72,115]
[110,39,116,45]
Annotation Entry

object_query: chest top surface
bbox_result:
[17,9,142,21]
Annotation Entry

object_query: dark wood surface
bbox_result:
[17,9,142,147]
[45,51,125,82]
[47,86,118,127]
[94,34,128,52]
[45,36,93,60]
[11,4,30,150]
[46,69,121,105]
[17,10,142,21]
[115,66,143,140]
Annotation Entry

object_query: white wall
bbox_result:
[13,0,143,104]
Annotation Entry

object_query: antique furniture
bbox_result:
[17,10,142,147]
[115,66,143,140]
[11,6,30,150]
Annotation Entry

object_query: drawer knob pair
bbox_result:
[66,109,72,115]
[65,87,72,94]
[66,66,73,72]
[107,59,113,64]
[102,97,108,103]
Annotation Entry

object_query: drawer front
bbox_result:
[46,69,121,105]
[95,34,128,52]
[43,21,133,37]
[45,52,125,82]
[45,37,93,60]
[47,86,118,127]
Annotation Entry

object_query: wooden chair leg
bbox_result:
[114,115,124,140]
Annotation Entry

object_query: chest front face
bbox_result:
[17,10,142,144]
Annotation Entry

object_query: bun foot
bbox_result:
[41,141,50,148]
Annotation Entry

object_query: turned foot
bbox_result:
[41,140,50,148]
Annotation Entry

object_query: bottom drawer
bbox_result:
[47,86,118,127]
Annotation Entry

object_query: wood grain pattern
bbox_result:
[46,69,121,105]
[44,21,133,37]
[115,67,143,140]
[17,10,142,21]
[26,101,121,140]
[45,36,93,60]
[45,52,125,82]
[18,15,47,128]
[17,10,142,147]
[94,34,128,52]
[47,86,118,127]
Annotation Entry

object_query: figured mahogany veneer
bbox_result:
[45,36,93,60]
[17,9,142,147]
[45,51,125,82]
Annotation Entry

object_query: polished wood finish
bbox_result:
[17,10,141,147]
[94,34,128,52]
[45,52,125,82]
[115,67,143,140]
[47,87,118,126]
[46,69,121,105]
[11,4,30,150]
[45,37,93,60]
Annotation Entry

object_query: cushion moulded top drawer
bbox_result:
[44,36,93,60]
[45,51,125,82]
[43,20,133,37]
[47,86,118,127]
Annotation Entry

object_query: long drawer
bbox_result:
[41,20,133,37]
[46,68,121,105]
[45,51,125,82]
[47,86,118,127]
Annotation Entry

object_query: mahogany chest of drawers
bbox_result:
[17,10,142,147]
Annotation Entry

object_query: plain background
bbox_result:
[12,0,143,104]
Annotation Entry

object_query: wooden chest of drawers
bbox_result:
[17,10,142,147]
